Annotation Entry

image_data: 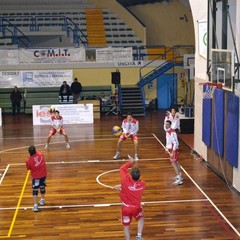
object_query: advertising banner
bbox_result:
[0,50,19,65]
[96,47,132,63]
[0,70,72,88]
[32,104,94,125]
[19,47,85,64]
[198,20,207,59]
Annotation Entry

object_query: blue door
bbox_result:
[157,73,177,109]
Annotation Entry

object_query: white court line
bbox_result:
[0,135,154,140]
[9,157,169,166]
[152,133,240,238]
[96,169,118,189]
[0,164,10,185]
[0,136,155,154]
[0,199,208,211]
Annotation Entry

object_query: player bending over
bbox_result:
[45,110,70,149]
[114,155,145,240]
[113,112,139,160]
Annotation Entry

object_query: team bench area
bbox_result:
[0,86,112,114]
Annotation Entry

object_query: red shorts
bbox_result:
[120,134,138,141]
[121,205,144,226]
[49,127,66,135]
[169,149,179,163]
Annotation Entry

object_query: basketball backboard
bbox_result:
[211,49,234,91]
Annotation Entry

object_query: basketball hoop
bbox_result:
[199,82,222,99]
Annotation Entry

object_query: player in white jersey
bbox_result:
[164,120,183,185]
[113,112,139,160]
[164,107,181,133]
[45,110,70,149]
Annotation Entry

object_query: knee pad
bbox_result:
[33,190,38,196]
[40,187,46,195]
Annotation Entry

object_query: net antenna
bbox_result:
[199,82,223,99]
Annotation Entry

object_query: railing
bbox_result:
[139,45,194,79]
[0,18,31,47]
[65,17,88,47]
[0,15,88,47]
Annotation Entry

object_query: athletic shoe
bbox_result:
[173,175,183,181]
[32,205,39,212]
[113,153,120,160]
[136,236,142,240]
[39,198,45,206]
[44,144,49,149]
[172,179,183,185]
[66,143,70,149]
[134,154,139,161]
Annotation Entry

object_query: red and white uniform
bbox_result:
[164,113,180,130]
[119,161,145,226]
[26,151,47,179]
[49,115,66,135]
[166,129,179,162]
[120,117,139,141]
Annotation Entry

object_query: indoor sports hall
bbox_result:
[0,0,240,239]
[0,112,239,240]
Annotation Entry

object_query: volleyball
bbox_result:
[112,126,122,136]
[48,106,55,114]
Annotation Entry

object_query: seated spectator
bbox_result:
[59,81,71,102]
[99,92,110,112]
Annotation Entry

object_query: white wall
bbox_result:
[189,0,208,160]
[233,0,240,192]
[190,0,240,192]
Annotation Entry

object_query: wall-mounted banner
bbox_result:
[19,47,85,64]
[0,50,19,65]
[0,70,72,88]
[32,104,94,125]
[198,20,207,59]
[96,47,132,63]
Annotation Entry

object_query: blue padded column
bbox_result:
[202,97,212,147]
[213,88,224,156]
[226,93,239,168]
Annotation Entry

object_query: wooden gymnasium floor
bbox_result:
[0,110,240,240]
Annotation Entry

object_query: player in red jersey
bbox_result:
[113,112,139,160]
[45,110,70,149]
[26,145,47,212]
[114,156,145,240]
[165,120,183,185]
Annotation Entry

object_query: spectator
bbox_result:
[10,86,22,115]
[99,91,109,112]
[59,81,71,102]
[71,77,82,103]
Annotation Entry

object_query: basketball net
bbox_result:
[200,82,222,99]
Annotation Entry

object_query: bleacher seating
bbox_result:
[0,86,112,114]
[0,8,143,48]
